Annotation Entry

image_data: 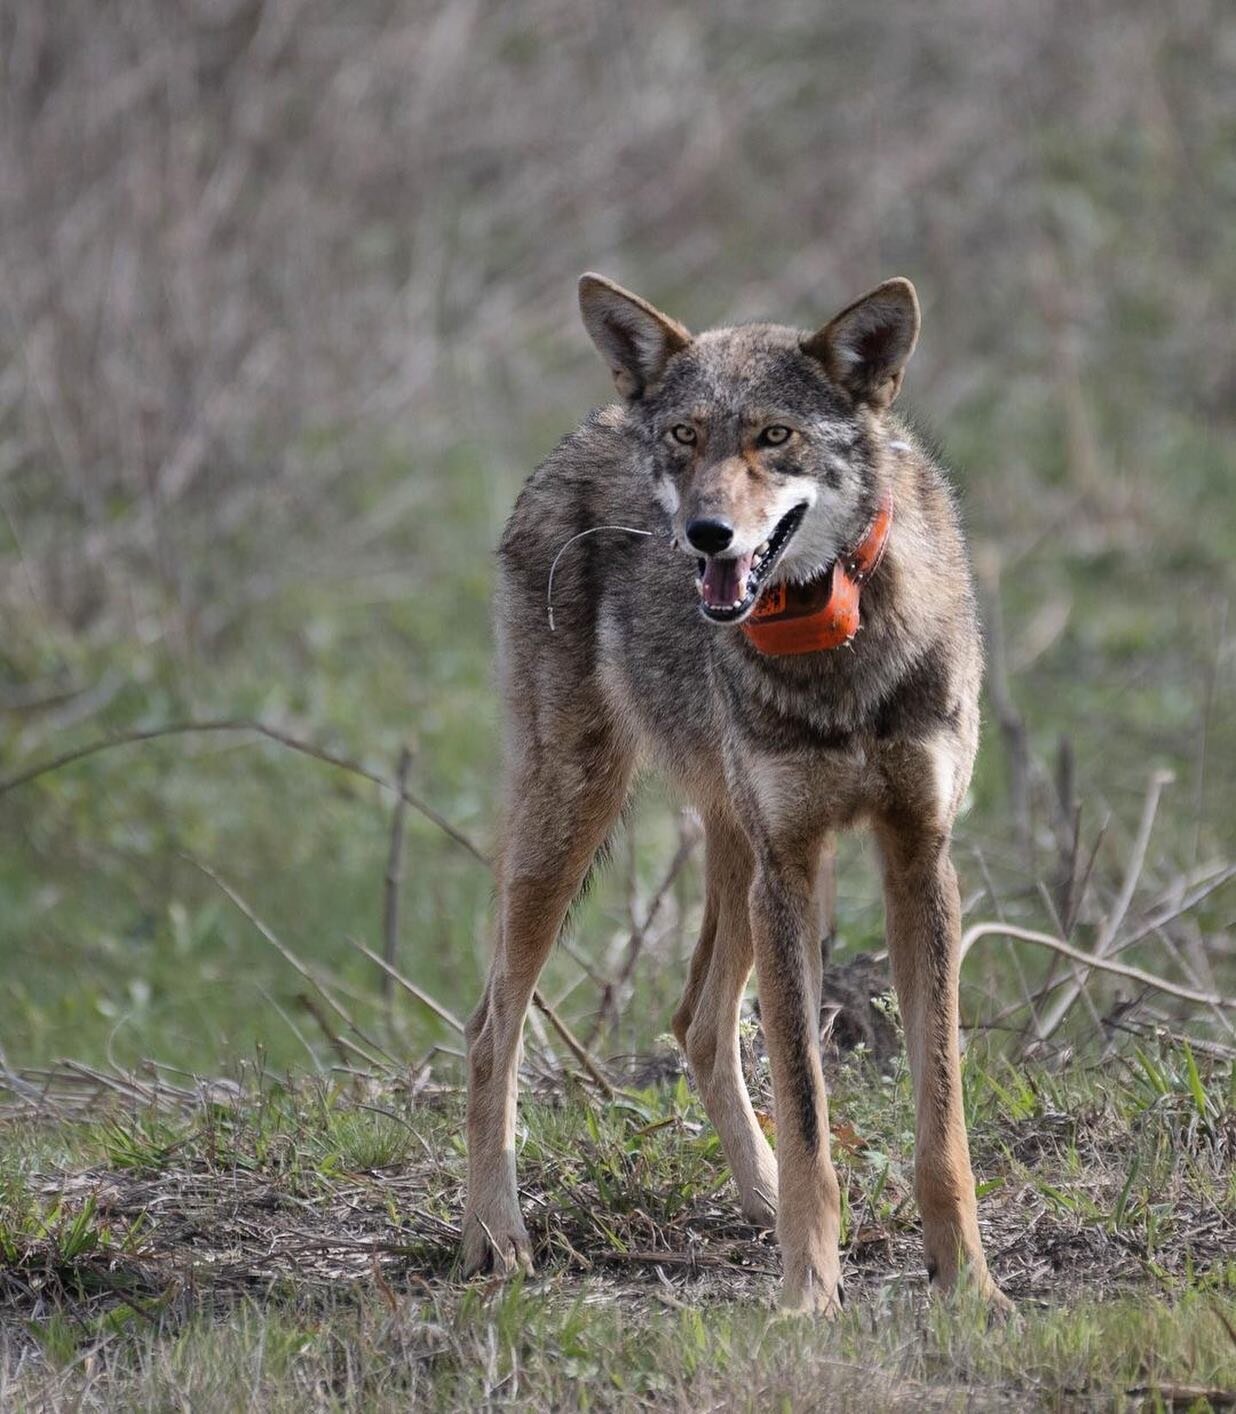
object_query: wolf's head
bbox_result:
[578,274,919,624]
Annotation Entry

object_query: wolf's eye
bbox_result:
[670,424,697,446]
[759,425,793,447]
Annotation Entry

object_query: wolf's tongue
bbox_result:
[701,551,754,608]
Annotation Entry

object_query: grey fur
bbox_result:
[462,277,1009,1315]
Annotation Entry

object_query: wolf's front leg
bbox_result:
[749,858,843,1315]
[463,965,536,1277]
[463,718,633,1278]
[465,868,612,1275]
[877,827,1011,1312]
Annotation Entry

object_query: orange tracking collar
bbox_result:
[741,493,893,656]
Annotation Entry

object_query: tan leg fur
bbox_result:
[461,707,633,1277]
[876,821,1011,1310]
[672,816,777,1227]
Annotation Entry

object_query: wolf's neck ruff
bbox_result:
[741,492,893,656]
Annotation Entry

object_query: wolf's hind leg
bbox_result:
[462,712,632,1277]
[672,817,778,1227]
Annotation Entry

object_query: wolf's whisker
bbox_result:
[546,525,656,630]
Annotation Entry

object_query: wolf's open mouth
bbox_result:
[695,503,807,624]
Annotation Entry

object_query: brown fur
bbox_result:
[461,274,1010,1314]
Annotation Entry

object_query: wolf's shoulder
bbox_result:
[534,404,638,483]
[499,405,645,567]
[512,406,643,508]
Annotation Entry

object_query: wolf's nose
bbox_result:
[685,517,734,555]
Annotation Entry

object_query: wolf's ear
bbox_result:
[578,274,692,400]
[802,278,920,409]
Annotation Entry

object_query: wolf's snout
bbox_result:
[685,517,734,555]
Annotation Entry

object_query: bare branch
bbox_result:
[0,718,488,865]
[531,989,614,1098]
[347,937,464,1036]
[961,922,1236,1014]
[587,814,701,1045]
[1036,769,1174,1039]
[184,852,397,1071]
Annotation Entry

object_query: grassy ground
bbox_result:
[2,1035,1235,1409]
[2,393,1234,1409]
[3,390,1234,1409]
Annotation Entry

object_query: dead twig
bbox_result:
[347,937,464,1035]
[984,857,1235,1035]
[531,990,614,1097]
[297,993,353,1070]
[1117,861,1236,954]
[1104,1016,1236,1062]
[1025,813,1111,1027]
[381,744,415,1011]
[0,718,488,865]
[1148,925,1236,1044]
[960,922,1236,1014]
[257,986,325,1074]
[1036,769,1173,1040]
[587,816,701,1045]
[185,853,398,1071]
[970,845,1046,1041]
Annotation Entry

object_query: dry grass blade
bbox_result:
[1037,768,1175,1039]
[961,922,1236,1013]
[1211,1302,1236,1350]
[185,853,397,1071]
[347,938,464,1036]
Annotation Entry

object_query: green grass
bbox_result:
[2,1039,1234,1409]
[11,1286,1236,1411]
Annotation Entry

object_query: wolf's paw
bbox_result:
[460,1207,533,1278]
[927,1254,1015,1321]
[980,1281,1015,1322]
[740,1187,777,1229]
[778,1267,844,1319]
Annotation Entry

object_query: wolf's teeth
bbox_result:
[757,541,769,556]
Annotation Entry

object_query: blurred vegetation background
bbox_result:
[1,0,1232,1077]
